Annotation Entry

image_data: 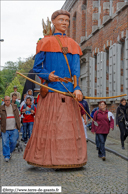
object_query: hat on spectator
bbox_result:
[13,86,17,88]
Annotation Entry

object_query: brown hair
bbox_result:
[98,101,106,105]
[12,93,17,97]
[51,10,70,21]
[120,98,126,103]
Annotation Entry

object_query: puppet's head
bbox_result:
[51,10,70,34]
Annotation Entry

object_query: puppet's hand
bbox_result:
[49,71,58,82]
[73,90,83,101]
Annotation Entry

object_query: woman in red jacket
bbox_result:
[91,101,114,161]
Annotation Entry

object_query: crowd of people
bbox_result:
[0,85,128,163]
[0,9,128,170]
[0,86,37,162]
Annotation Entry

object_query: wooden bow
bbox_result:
[16,72,127,100]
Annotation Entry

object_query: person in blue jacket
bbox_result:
[79,99,90,141]
[91,106,99,150]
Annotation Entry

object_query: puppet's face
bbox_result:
[52,14,70,34]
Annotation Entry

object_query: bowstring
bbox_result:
[20,72,120,95]
[59,81,95,122]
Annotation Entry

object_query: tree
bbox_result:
[1,61,18,93]
[0,74,4,104]
[1,55,34,99]
[17,56,34,86]
[5,77,23,97]
[0,75,4,93]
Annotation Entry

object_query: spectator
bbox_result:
[79,103,88,141]
[20,94,27,110]
[20,94,27,141]
[79,100,90,141]
[116,98,128,149]
[0,96,20,162]
[10,86,21,101]
[21,97,36,146]
[11,93,20,110]
[91,106,99,150]
[24,89,34,105]
[91,101,114,161]
[1,98,4,105]
[91,107,99,118]
[79,99,90,120]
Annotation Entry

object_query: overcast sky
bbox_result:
[1,0,65,69]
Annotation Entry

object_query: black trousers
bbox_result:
[119,121,128,147]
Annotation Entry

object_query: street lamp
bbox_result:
[0,39,4,42]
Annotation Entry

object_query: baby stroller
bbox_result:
[16,134,23,152]
[87,122,92,130]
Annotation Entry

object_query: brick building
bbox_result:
[62,0,128,139]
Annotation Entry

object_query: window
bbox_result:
[121,42,125,94]
[82,0,87,36]
[94,55,97,97]
[106,50,109,97]
[109,0,113,16]
[72,12,76,40]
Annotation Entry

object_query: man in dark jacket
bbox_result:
[0,96,20,162]
[79,99,90,120]
[116,98,128,149]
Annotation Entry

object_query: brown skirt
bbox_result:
[23,93,87,168]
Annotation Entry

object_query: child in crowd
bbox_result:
[21,97,36,146]
[24,89,34,105]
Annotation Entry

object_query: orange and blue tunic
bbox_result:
[33,33,83,93]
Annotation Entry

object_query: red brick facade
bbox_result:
[62,0,128,139]
[62,0,128,110]
[63,0,128,51]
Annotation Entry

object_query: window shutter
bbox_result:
[89,57,95,102]
[109,45,113,101]
[97,52,101,100]
[116,44,121,100]
[109,44,121,101]
[124,37,128,98]
[112,43,116,101]
[101,52,106,98]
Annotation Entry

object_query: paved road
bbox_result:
[1,137,128,194]
[87,130,128,159]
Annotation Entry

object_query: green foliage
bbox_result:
[0,55,34,99]
[1,61,18,93]
[5,77,23,97]
[17,56,34,86]
[0,73,5,104]
[0,74,4,93]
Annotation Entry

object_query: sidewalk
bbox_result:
[87,130,128,160]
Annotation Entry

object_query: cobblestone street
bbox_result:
[1,136,128,194]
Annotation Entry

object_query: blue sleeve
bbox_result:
[33,52,50,81]
[86,102,90,119]
[91,107,99,118]
[91,108,96,118]
[70,54,81,91]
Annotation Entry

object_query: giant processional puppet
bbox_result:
[17,10,126,169]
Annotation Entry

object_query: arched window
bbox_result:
[82,0,87,36]
[72,12,76,40]
[67,23,70,37]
